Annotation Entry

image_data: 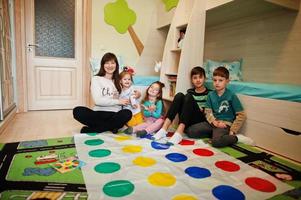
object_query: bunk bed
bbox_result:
[202,0,301,162]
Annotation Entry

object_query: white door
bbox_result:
[25,0,83,110]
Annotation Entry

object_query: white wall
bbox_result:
[204,3,301,85]
[91,0,157,74]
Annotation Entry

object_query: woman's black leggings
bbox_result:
[165,92,206,128]
[73,106,132,132]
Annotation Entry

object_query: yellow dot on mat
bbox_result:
[148,172,176,187]
[133,156,156,167]
[115,135,131,141]
[122,145,142,153]
[172,194,198,200]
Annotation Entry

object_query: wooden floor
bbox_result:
[1,110,300,165]
[0,110,82,143]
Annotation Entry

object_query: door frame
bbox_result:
[14,0,91,112]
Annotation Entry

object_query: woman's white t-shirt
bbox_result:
[91,76,121,112]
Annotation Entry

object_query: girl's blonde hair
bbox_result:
[142,81,165,103]
[120,66,135,87]
[119,71,133,83]
[142,81,165,115]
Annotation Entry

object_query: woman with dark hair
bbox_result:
[73,52,134,133]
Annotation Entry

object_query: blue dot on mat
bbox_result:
[185,166,211,179]
[166,153,187,162]
[144,133,153,140]
[151,141,170,150]
[212,185,245,200]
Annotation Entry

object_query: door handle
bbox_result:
[27,44,40,48]
[27,44,40,52]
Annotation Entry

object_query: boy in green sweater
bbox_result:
[186,66,246,147]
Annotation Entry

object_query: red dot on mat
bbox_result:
[245,177,277,192]
[166,132,174,137]
[180,139,195,145]
[215,160,240,172]
[193,148,214,156]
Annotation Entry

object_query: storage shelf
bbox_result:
[170,48,182,52]
[157,23,171,31]
[165,72,178,76]
[176,23,188,29]
[159,0,205,98]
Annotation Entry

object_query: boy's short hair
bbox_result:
[191,66,206,78]
[213,66,229,79]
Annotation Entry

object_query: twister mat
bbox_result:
[74,133,294,200]
[1,135,300,199]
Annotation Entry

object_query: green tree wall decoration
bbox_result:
[104,0,144,55]
[162,0,179,11]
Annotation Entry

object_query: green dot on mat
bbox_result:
[87,133,97,136]
[84,139,104,146]
[103,180,134,197]
[94,162,120,174]
[89,149,111,158]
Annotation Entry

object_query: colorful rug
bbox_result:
[0,135,300,200]
[0,137,88,199]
